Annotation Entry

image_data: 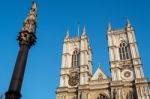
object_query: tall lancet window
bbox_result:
[72,50,80,67]
[119,42,130,60]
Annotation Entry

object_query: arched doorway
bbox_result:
[96,94,108,99]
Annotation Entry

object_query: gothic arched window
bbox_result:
[119,42,130,60]
[72,50,80,67]
[97,94,108,99]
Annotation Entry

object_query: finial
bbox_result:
[32,1,37,10]
[107,21,111,31]
[82,25,86,35]
[65,29,70,39]
[126,18,131,28]
[98,64,101,68]
[127,18,130,24]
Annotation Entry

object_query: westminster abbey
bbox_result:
[56,21,150,99]
[2,1,150,99]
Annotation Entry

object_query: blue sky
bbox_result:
[0,0,150,99]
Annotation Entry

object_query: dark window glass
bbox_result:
[72,50,80,67]
[119,42,131,60]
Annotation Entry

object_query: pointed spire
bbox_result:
[21,1,37,33]
[126,18,131,28]
[32,1,37,10]
[98,64,101,68]
[82,25,86,36]
[17,1,37,47]
[107,21,111,32]
[65,29,70,39]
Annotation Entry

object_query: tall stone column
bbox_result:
[5,2,37,99]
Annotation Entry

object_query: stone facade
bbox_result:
[56,21,150,99]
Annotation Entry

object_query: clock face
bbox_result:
[124,71,131,77]
[121,69,133,80]
[68,72,79,86]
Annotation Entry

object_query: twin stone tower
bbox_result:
[56,19,150,99]
[5,1,150,99]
